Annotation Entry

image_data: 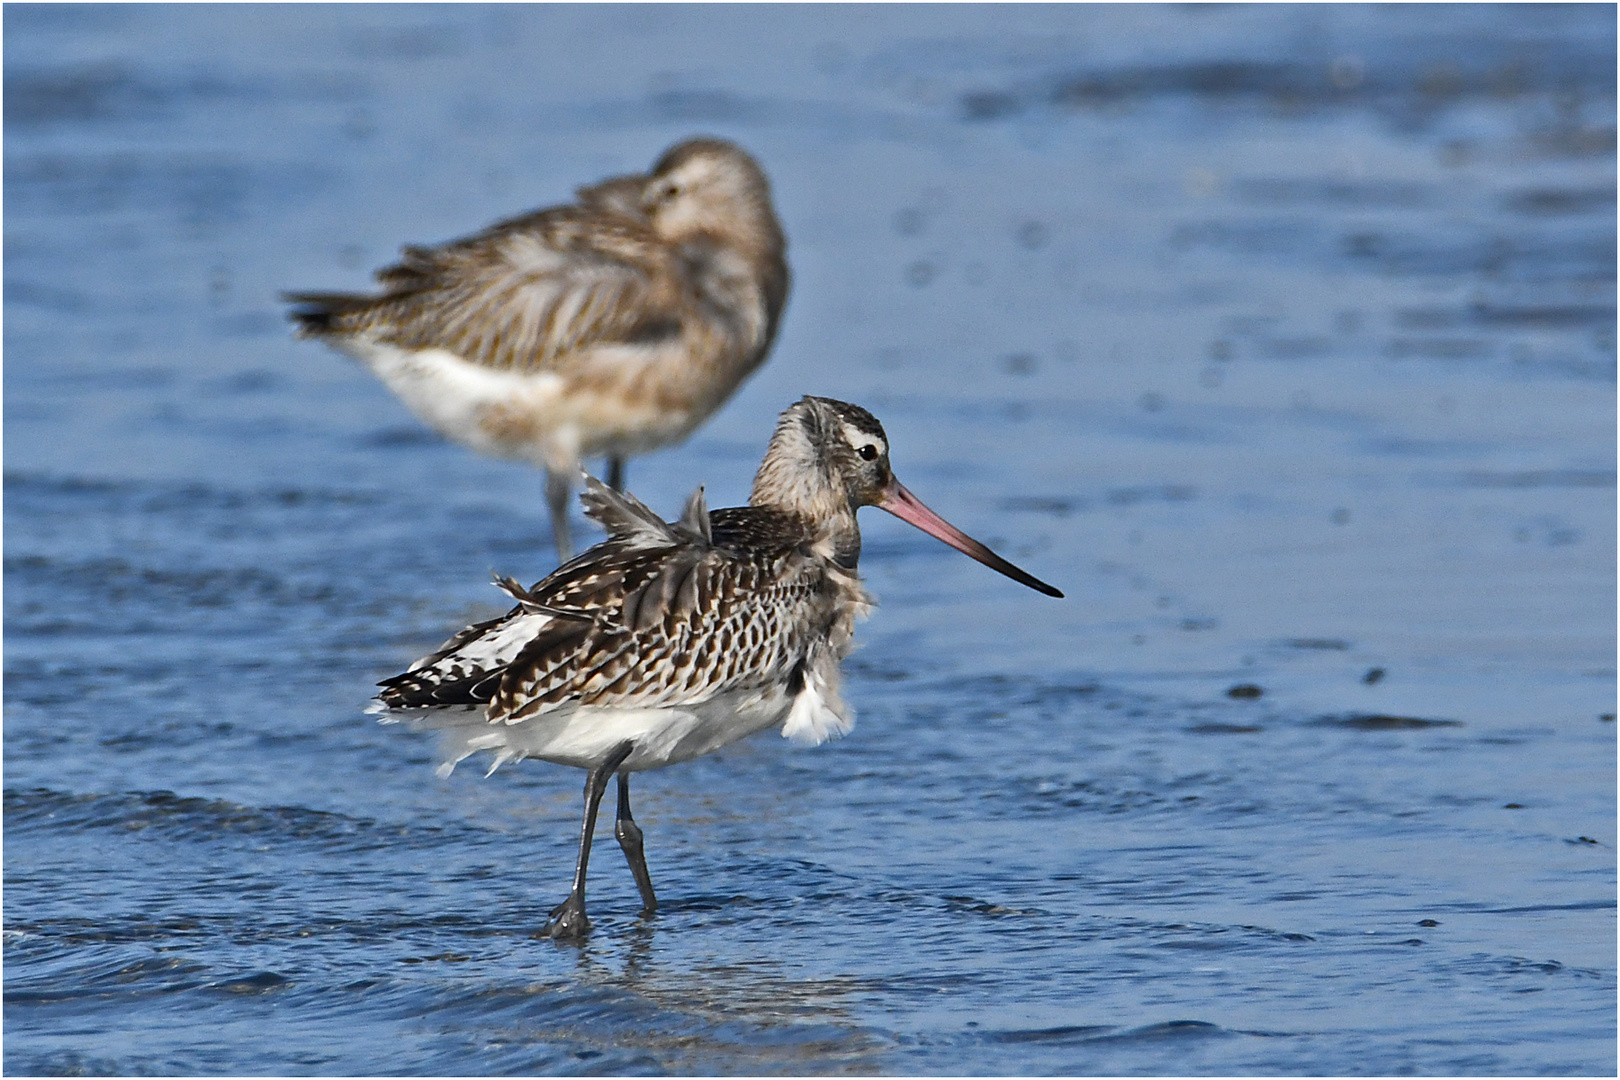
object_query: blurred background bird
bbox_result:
[285,137,790,561]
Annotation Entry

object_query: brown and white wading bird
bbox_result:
[285,138,790,561]
[370,396,1062,939]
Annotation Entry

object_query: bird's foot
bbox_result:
[537,895,591,940]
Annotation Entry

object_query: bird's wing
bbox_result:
[307,207,687,373]
[374,578,595,710]
[374,506,825,725]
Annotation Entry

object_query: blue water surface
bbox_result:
[5,4,1615,1075]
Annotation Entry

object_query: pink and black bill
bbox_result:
[878,480,1063,598]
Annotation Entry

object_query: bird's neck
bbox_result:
[750,439,862,568]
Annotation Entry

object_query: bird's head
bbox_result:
[751,397,1063,597]
[642,138,784,258]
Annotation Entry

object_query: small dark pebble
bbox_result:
[1363,667,1386,684]
[1227,684,1264,699]
[1417,919,1440,927]
[1504,803,1524,809]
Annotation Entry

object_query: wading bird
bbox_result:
[286,138,790,561]
[370,396,1062,938]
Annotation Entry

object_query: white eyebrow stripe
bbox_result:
[841,423,885,451]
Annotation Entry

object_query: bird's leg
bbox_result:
[606,455,626,492]
[545,469,573,563]
[614,771,658,917]
[539,740,635,940]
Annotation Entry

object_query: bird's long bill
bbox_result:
[878,480,1064,598]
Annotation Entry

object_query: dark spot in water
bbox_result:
[1053,60,1307,108]
[944,895,1037,917]
[961,90,1021,121]
[1504,803,1524,809]
[4,62,167,126]
[1387,337,1493,360]
[1108,484,1196,505]
[1362,667,1386,684]
[1188,723,1262,735]
[1284,638,1350,650]
[1002,352,1038,376]
[1601,714,1615,723]
[362,426,443,448]
[1001,496,1079,518]
[400,952,470,964]
[347,24,462,61]
[1568,836,1601,846]
[1016,221,1048,250]
[217,971,291,994]
[1418,919,1440,927]
[1312,714,1464,730]
[8,280,96,312]
[990,1024,1113,1044]
[209,369,280,395]
[1236,177,1433,209]
[1502,187,1615,216]
[1469,302,1616,329]
[1226,684,1263,699]
[1094,1019,1228,1043]
[905,260,935,287]
[1459,470,1615,489]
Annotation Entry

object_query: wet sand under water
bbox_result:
[5,5,1615,1075]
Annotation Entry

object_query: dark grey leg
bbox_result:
[539,740,635,940]
[614,771,658,916]
[545,469,573,563]
[606,455,626,492]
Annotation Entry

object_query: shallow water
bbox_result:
[5,4,1615,1075]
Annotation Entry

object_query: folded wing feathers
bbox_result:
[376,486,744,720]
[292,208,681,372]
[580,474,673,546]
[677,486,712,544]
[492,573,592,619]
[376,606,583,710]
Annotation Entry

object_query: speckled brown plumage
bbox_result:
[285,137,790,560]
[377,494,857,726]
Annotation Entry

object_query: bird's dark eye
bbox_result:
[857,444,879,461]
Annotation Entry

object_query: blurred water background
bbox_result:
[5,4,1615,1074]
